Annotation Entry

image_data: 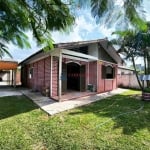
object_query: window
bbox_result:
[29,67,33,79]
[102,65,115,79]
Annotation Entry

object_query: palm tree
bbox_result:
[78,0,147,30]
[0,0,75,58]
[112,23,150,89]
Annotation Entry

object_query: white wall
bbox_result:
[118,68,134,75]
[88,43,98,58]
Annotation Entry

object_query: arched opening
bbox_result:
[67,62,80,91]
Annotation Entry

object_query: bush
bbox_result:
[143,88,150,93]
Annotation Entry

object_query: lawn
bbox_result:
[0,90,150,150]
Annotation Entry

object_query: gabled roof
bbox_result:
[19,38,123,65]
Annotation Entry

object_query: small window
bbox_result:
[29,67,33,79]
[102,65,115,79]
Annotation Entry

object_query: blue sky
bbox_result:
[5,0,150,65]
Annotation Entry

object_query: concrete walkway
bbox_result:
[0,87,22,97]
[22,88,128,115]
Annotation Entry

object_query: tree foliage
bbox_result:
[78,0,147,30]
[112,22,150,89]
[0,0,148,58]
[0,0,75,58]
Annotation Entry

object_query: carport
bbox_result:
[0,60,18,86]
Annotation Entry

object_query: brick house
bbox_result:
[20,39,123,101]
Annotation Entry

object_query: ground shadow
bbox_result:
[0,95,38,120]
[69,93,150,135]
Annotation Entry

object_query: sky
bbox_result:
[4,0,150,65]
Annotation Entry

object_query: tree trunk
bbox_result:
[132,55,143,90]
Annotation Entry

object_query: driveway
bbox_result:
[0,87,22,97]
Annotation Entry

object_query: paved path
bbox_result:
[22,88,128,115]
[0,88,22,97]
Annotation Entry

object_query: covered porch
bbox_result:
[0,60,18,87]
[50,49,98,102]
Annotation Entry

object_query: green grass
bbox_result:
[0,90,150,150]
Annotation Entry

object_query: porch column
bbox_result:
[58,52,62,102]
[50,55,53,97]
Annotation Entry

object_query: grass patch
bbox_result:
[0,90,150,150]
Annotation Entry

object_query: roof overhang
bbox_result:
[0,60,18,70]
[51,48,98,62]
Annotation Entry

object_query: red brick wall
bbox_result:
[16,70,21,85]
[52,56,58,97]
[26,56,51,93]
[89,61,97,90]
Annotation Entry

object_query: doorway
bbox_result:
[61,62,86,93]
[67,62,80,91]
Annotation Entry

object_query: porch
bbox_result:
[50,49,98,102]
[53,91,96,101]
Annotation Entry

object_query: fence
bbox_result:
[117,74,146,89]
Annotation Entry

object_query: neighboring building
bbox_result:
[20,39,123,101]
[0,60,19,86]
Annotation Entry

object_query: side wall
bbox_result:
[89,61,97,90]
[97,61,117,93]
[23,56,51,94]
[117,74,143,89]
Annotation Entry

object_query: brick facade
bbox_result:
[22,56,118,99]
[25,56,51,93]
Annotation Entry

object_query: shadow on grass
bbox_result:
[69,93,150,135]
[0,95,38,120]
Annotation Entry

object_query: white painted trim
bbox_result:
[98,59,117,65]
[65,61,81,66]
[97,61,98,92]
[62,54,89,62]
[25,53,50,65]
[58,52,62,102]
[50,55,53,97]
[105,64,113,67]
[62,49,98,61]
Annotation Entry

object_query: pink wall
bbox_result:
[97,61,117,93]
[26,56,51,93]
[89,61,97,89]
[52,56,58,97]
[25,57,118,99]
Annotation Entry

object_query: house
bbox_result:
[0,60,19,86]
[20,39,123,101]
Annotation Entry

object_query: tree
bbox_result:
[0,0,148,58]
[0,0,75,58]
[78,0,147,30]
[112,24,150,89]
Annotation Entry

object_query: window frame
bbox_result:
[102,65,115,79]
